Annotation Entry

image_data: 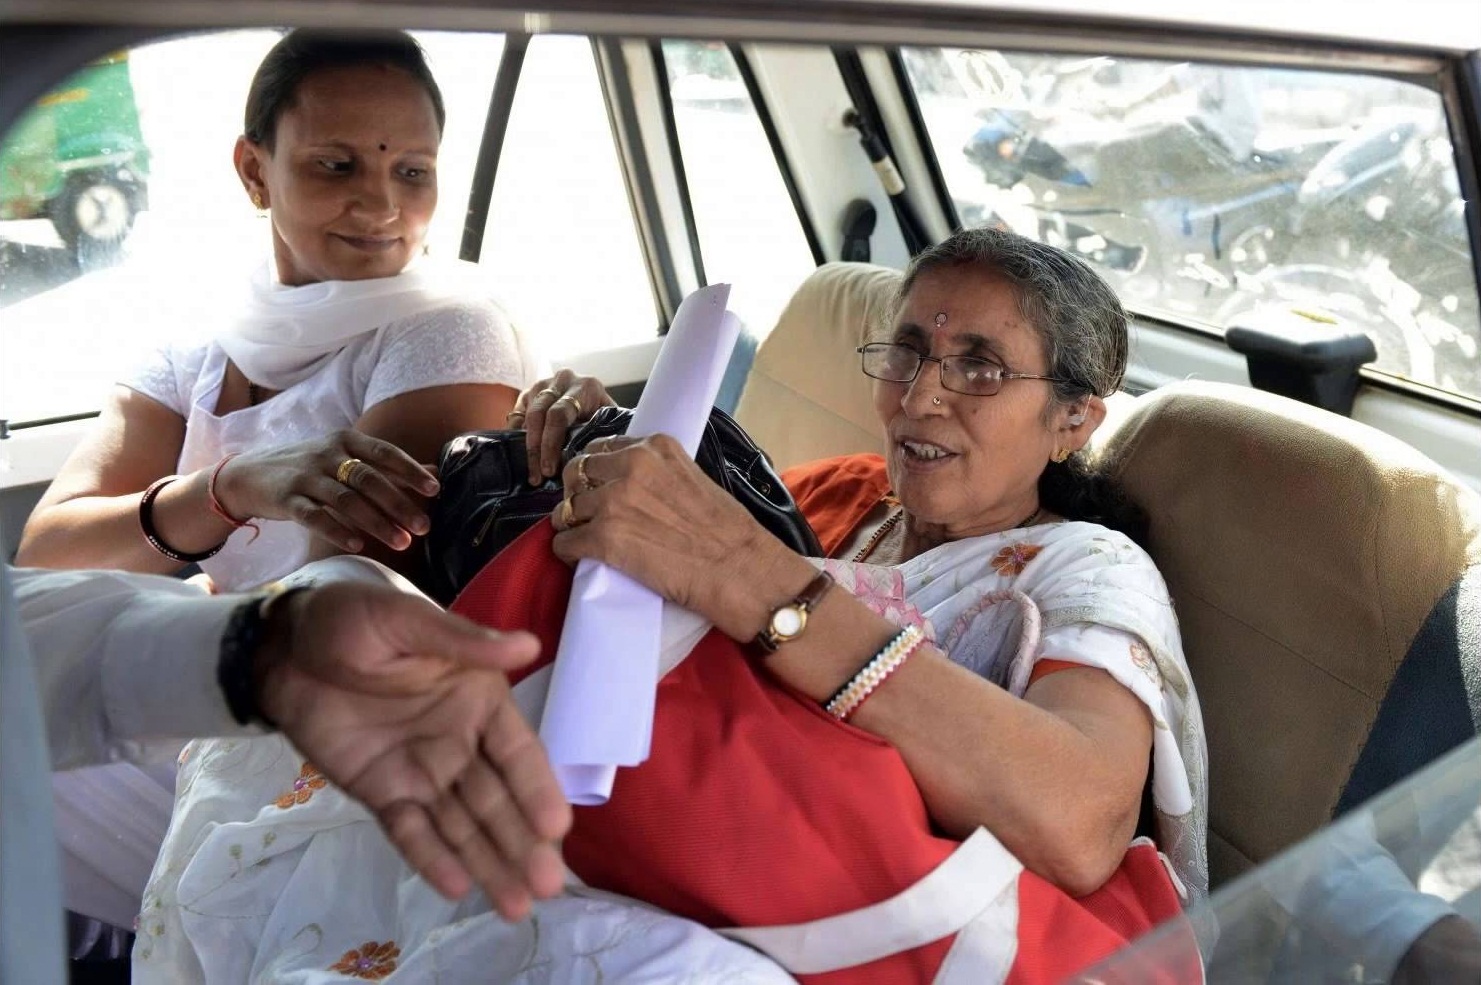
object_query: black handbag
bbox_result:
[423,406,823,604]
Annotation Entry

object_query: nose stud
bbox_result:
[932,396,942,406]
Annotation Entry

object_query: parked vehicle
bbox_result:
[0,50,150,264]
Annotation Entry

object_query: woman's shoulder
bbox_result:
[1004,520,1173,617]
[347,295,537,410]
[1025,520,1161,575]
[120,336,223,413]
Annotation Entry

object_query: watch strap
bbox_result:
[217,585,307,729]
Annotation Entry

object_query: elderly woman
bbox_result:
[525,226,1204,897]
[137,228,1203,984]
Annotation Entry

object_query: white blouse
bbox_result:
[123,298,542,592]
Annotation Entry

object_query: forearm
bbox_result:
[753,555,1142,892]
[18,469,236,573]
[14,567,254,769]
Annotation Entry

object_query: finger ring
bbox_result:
[556,394,583,418]
[506,410,526,424]
[559,497,578,528]
[575,453,594,491]
[537,387,562,401]
[336,457,365,486]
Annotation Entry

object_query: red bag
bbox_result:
[452,522,1196,984]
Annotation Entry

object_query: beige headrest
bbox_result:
[736,263,900,471]
[1098,380,1481,881]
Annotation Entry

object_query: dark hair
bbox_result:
[895,226,1148,544]
[243,29,446,150]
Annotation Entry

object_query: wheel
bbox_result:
[50,173,137,266]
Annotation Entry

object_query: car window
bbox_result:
[661,39,817,340]
[901,48,1481,403]
[474,35,659,359]
[1073,735,1481,982]
[0,29,502,427]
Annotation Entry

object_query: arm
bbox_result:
[15,563,270,768]
[18,386,445,574]
[300,381,519,575]
[552,436,1151,896]
[16,387,216,572]
[11,563,570,915]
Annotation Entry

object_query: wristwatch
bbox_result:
[754,571,834,653]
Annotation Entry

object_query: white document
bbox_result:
[538,284,741,804]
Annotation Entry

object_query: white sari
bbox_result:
[134,521,1204,982]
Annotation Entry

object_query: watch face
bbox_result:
[771,606,805,639]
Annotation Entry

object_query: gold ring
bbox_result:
[575,453,593,491]
[336,457,365,486]
[537,387,562,401]
[559,497,578,528]
[556,394,583,418]
[506,410,527,424]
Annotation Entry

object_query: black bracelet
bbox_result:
[216,587,308,729]
[139,475,227,564]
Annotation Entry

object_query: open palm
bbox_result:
[259,583,571,918]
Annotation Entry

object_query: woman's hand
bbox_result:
[214,430,440,554]
[506,370,616,484]
[548,435,806,642]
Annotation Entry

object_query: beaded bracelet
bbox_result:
[824,623,927,722]
[139,475,227,564]
[206,454,261,544]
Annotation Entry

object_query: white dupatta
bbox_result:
[218,258,491,390]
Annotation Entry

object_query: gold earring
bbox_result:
[1052,448,1071,463]
[250,191,265,211]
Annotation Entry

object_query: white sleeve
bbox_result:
[117,340,191,415]
[362,299,540,412]
[11,566,257,770]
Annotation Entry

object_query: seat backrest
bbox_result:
[1095,381,1481,887]
[735,262,898,470]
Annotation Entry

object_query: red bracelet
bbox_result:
[207,454,261,544]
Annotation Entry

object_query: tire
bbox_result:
[50,173,137,267]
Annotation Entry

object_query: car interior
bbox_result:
[3,1,1480,980]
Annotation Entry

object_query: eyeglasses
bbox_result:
[856,342,1073,396]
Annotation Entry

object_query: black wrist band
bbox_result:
[140,475,227,564]
[217,587,307,729]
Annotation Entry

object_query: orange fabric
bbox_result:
[1028,658,1084,686]
[783,453,892,557]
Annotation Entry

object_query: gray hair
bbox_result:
[892,226,1128,405]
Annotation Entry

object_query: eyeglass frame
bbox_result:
[855,342,1076,396]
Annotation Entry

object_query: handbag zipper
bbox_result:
[472,507,500,547]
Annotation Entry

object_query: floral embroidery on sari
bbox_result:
[274,762,327,809]
[991,542,1043,576]
[330,940,401,979]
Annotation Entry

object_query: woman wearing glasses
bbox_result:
[521,226,1205,906]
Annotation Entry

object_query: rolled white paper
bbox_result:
[539,284,742,805]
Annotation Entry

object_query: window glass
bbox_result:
[661,39,817,340]
[477,35,657,358]
[902,48,1481,401]
[0,29,501,426]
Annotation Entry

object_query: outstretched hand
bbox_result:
[255,582,572,919]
